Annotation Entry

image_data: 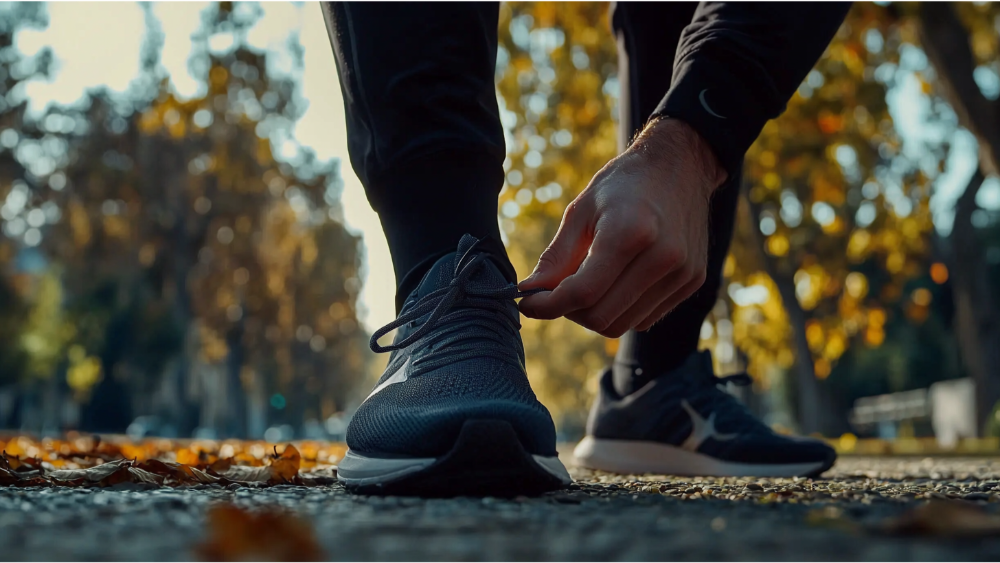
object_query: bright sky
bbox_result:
[13,2,996,332]
[16,1,396,332]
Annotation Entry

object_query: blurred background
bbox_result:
[0,2,998,452]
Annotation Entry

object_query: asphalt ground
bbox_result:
[3,456,1000,561]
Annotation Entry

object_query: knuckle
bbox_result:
[691,268,708,287]
[565,199,587,220]
[536,246,562,268]
[651,257,675,276]
[660,246,686,267]
[599,326,626,339]
[621,288,643,309]
[583,311,612,333]
[619,223,657,253]
[677,262,696,280]
[632,221,658,246]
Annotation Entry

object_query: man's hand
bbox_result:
[518,117,727,337]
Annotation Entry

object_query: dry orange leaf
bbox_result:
[269,444,301,483]
[218,445,301,485]
[137,459,219,485]
[879,500,1000,538]
[196,505,324,562]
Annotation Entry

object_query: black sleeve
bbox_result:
[652,2,852,178]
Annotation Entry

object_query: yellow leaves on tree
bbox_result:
[37,28,371,424]
[66,344,102,394]
[726,2,946,398]
[496,2,618,429]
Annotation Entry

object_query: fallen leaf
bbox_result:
[3,451,44,473]
[196,505,324,562]
[269,445,300,484]
[0,468,20,486]
[218,465,272,484]
[299,465,337,486]
[218,445,300,485]
[176,449,201,466]
[0,437,329,489]
[49,459,131,485]
[127,466,166,486]
[878,500,1000,537]
[137,460,219,485]
[208,457,234,474]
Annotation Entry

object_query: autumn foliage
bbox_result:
[197,504,324,562]
[0,433,343,488]
[497,2,999,436]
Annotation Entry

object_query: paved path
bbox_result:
[3,456,1000,561]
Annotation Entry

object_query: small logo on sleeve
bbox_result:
[699,89,727,119]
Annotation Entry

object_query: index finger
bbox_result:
[520,226,642,320]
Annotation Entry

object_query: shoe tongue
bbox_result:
[455,233,480,259]
[613,349,715,396]
[687,350,715,375]
[406,235,510,308]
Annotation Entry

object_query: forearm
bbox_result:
[651,2,852,178]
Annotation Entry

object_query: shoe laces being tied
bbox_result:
[368,238,545,373]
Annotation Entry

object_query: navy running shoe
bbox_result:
[574,350,836,477]
[337,235,571,496]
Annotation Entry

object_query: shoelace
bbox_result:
[368,239,544,372]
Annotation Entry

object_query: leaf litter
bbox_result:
[196,504,325,561]
[0,433,344,489]
[877,500,1000,537]
[807,499,1000,538]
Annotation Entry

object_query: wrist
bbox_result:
[630,116,728,195]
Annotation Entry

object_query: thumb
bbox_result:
[519,203,591,291]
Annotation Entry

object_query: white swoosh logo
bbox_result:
[680,400,738,451]
[363,357,410,403]
[699,89,727,119]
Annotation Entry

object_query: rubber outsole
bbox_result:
[573,436,836,478]
[339,419,571,497]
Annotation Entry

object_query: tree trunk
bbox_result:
[169,182,199,437]
[772,274,826,435]
[744,194,830,435]
[918,4,1000,432]
[225,297,247,438]
[918,3,1000,175]
[41,367,62,435]
[948,169,1000,432]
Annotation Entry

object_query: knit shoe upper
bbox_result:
[583,350,836,472]
[346,235,558,459]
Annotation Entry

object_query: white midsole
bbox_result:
[337,449,572,487]
[337,450,436,487]
[573,436,827,478]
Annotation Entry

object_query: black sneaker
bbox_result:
[337,235,571,496]
[574,350,836,477]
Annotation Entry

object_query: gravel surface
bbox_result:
[4,456,1000,561]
